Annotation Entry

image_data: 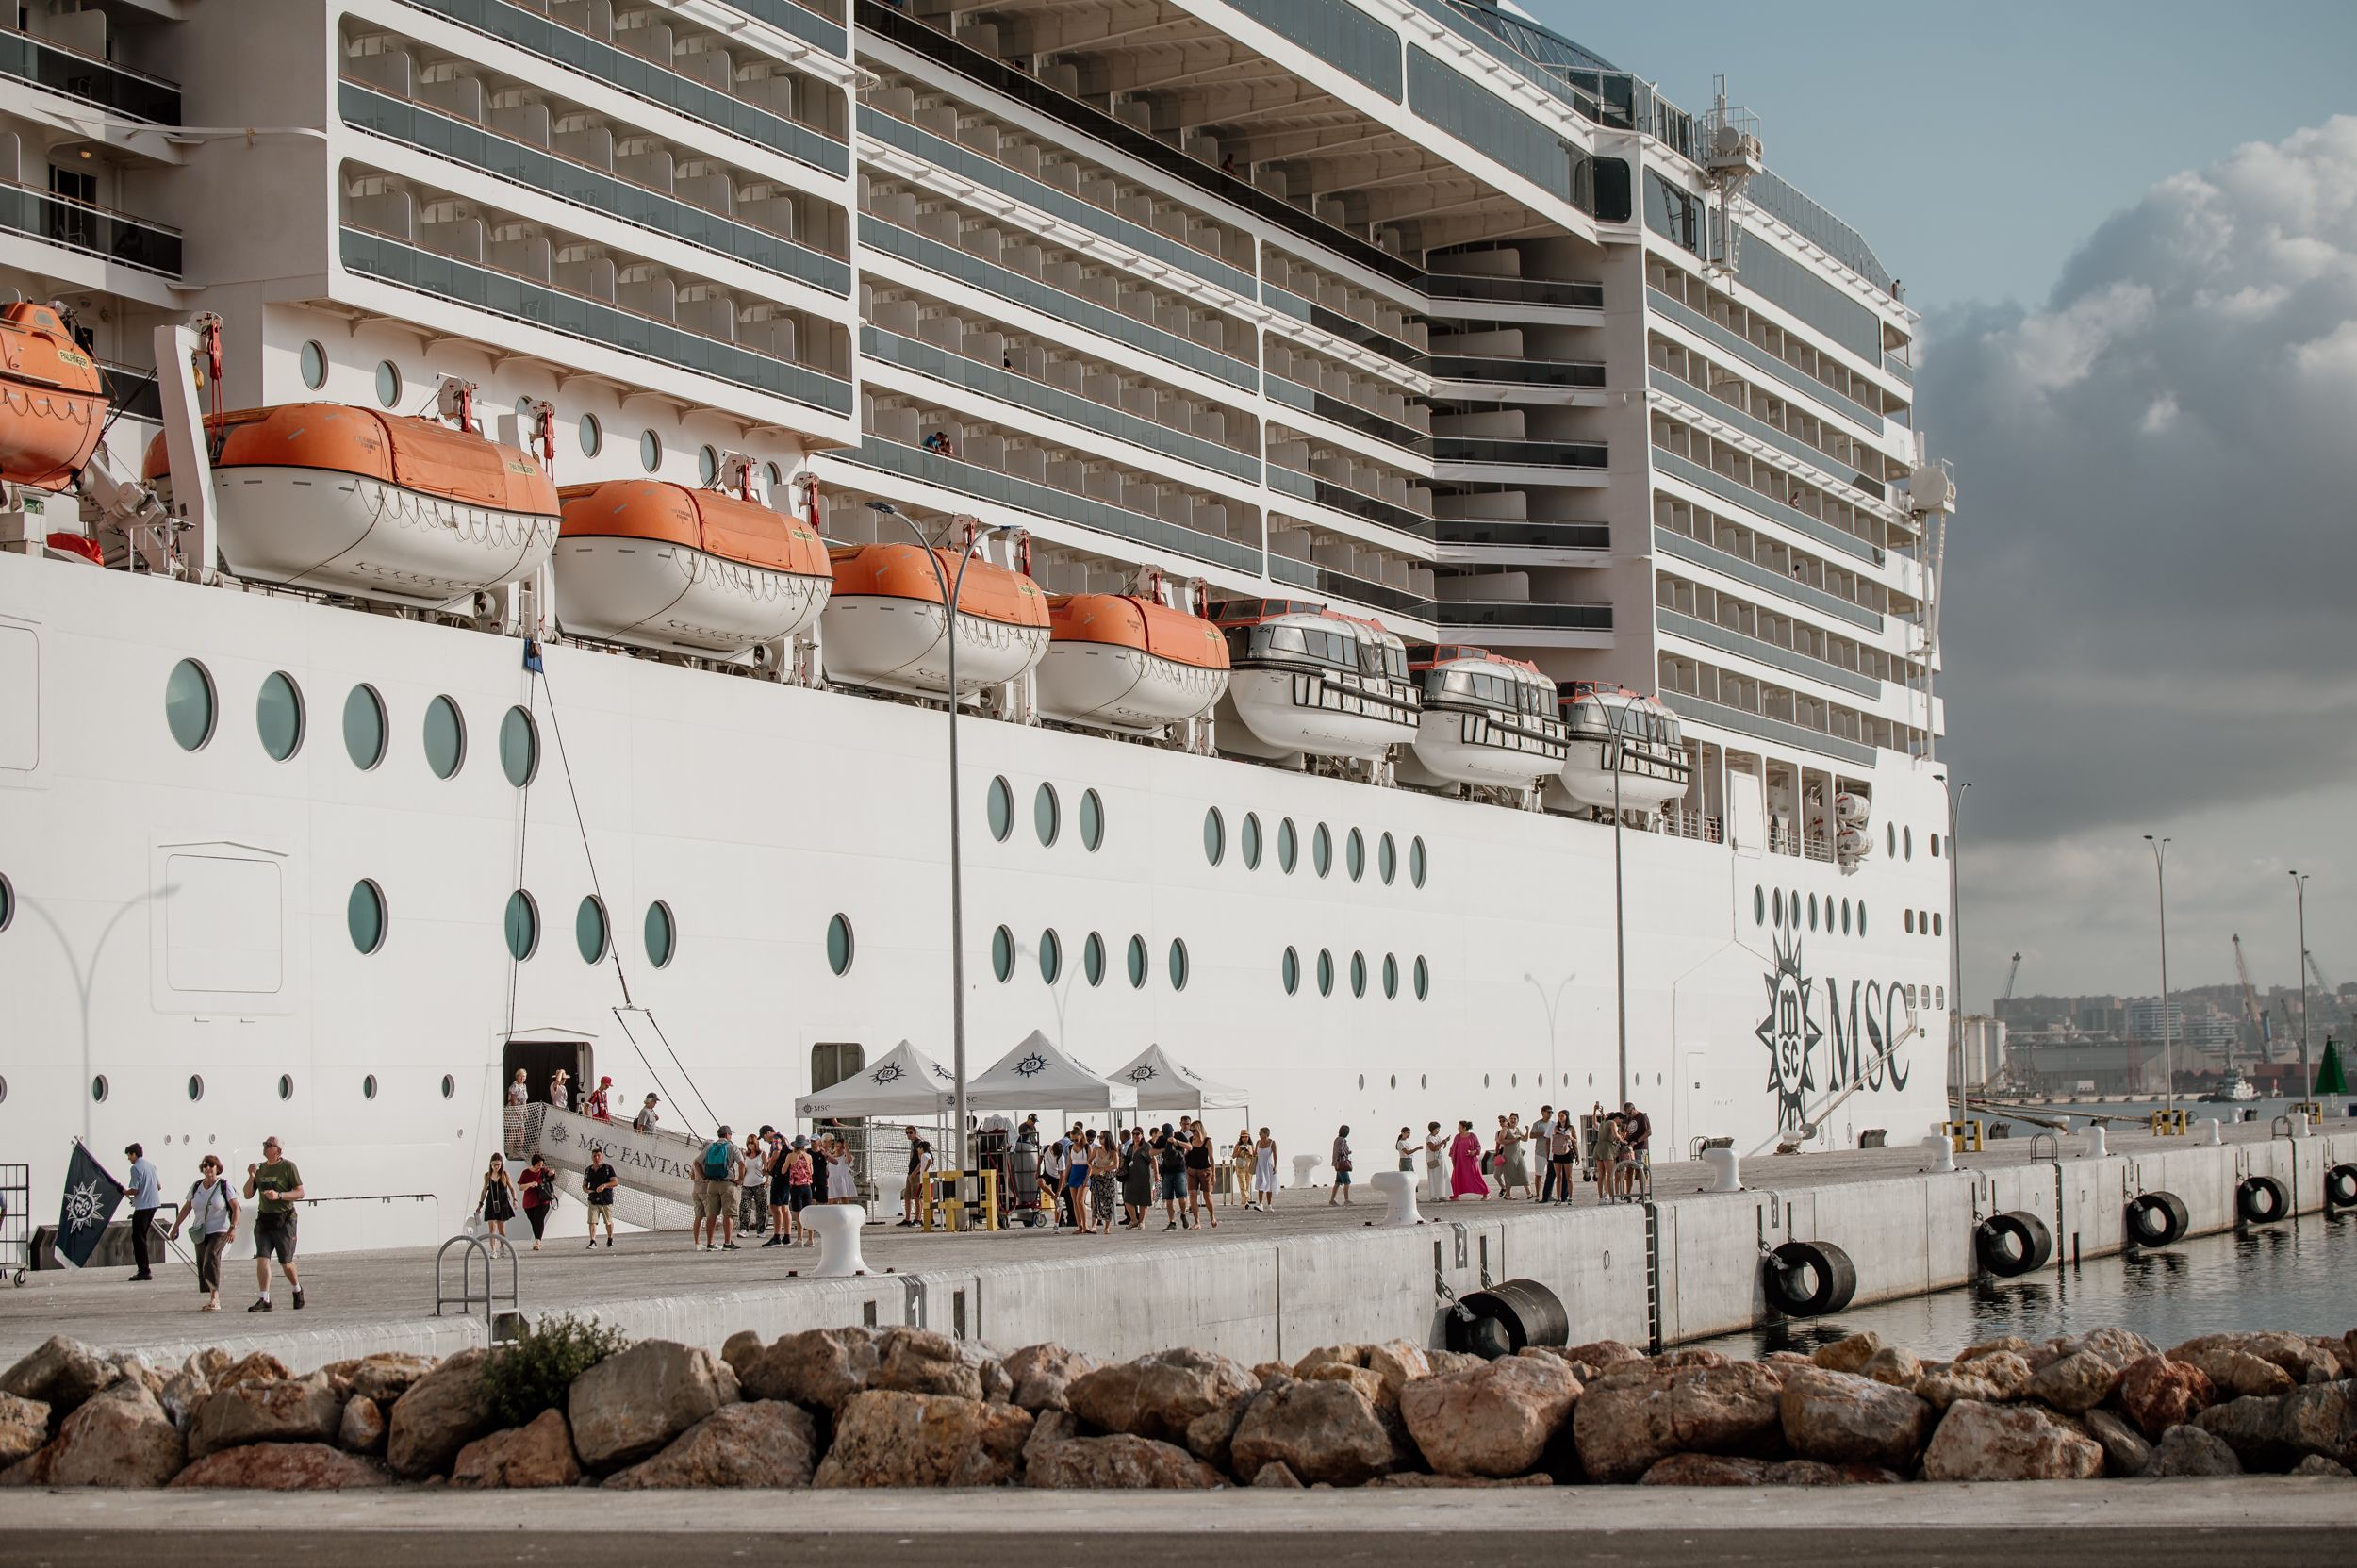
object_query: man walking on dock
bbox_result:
[123,1143,161,1282]
[243,1136,304,1311]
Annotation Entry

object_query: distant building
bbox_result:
[2010,1038,2170,1096]
[1952,1015,2007,1086]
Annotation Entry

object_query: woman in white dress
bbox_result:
[826,1135,861,1205]
[1423,1120,1448,1205]
[1252,1128,1278,1210]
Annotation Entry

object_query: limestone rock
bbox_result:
[1920,1399,2102,1481]
[1640,1453,1772,1486]
[1250,1362,1294,1386]
[1180,1393,1251,1471]
[1004,1344,1100,1413]
[1305,1363,1390,1411]
[1957,1336,2033,1364]
[171,1442,390,1490]
[2149,1424,2242,1477]
[1022,1408,1080,1470]
[1858,1347,1923,1388]
[2041,1328,2157,1372]
[0,1394,49,1466]
[720,1330,765,1382]
[1067,1348,1259,1446]
[2084,1409,2154,1477]
[606,1401,818,1490]
[2310,1336,2356,1379]
[339,1396,386,1455]
[568,1340,735,1475]
[2195,1395,2294,1469]
[2291,1455,2353,1477]
[1426,1350,1488,1376]
[1778,1368,1934,1467]
[2026,1350,2126,1414]
[48,1383,185,1488]
[0,1443,55,1488]
[1365,1341,1431,1401]
[1250,1460,1304,1488]
[1563,1340,1644,1371]
[321,1353,437,1407]
[1772,1460,1905,1485]
[2118,1354,2214,1439]
[1026,1434,1224,1489]
[452,1409,582,1489]
[1229,1378,1393,1486]
[2277,1381,2357,1470]
[813,1391,1031,1488]
[1653,1348,1730,1370]
[1398,1354,1580,1478]
[2171,1344,2297,1400]
[209,1352,295,1397]
[1762,1351,1818,1369]
[0,1336,116,1417]
[1810,1333,1885,1375]
[2173,1331,2341,1386]
[387,1347,495,1478]
[1573,1362,1786,1484]
[1294,1345,1370,1378]
[741,1327,881,1413]
[188,1372,344,1460]
[870,1329,983,1401]
[1916,1369,2006,1411]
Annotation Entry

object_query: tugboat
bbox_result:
[1207,598,1420,764]
[2202,1066,2259,1103]
[1396,643,1566,790]
[1035,591,1229,734]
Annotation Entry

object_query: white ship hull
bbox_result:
[1219,669,1419,762]
[1036,643,1227,733]
[557,537,830,656]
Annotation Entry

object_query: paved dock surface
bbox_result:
[4,1481,2351,1566]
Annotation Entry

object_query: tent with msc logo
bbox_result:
[793,1039,958,1120]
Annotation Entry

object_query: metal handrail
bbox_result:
[435,1232,518,1334]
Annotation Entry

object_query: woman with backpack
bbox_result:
[518,1152,558,1251]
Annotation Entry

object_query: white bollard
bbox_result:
[2201,1118,2223,1146]
[2083,1123,2108,1159]
[1368,1169,1423,1227]
[1701,1145,1743,1192]
[1924,1131,1956,1174]
[1292,1153,1319,1189]
[2290,1114,2312,1140]
[804,1203,869,1278]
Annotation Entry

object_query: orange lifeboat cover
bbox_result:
[557,479,829,577]
[1048,594,1229,671]
[143,404,557,517]
[828,541,1048,630]
[0,302,107,490]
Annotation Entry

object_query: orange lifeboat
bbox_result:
[1037,593,1229,733]
[820,540,1049,696]
[0,303,107,490]
[557,479,832,656]
[142,404,559,608]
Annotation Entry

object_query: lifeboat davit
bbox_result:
[557,479,831,656]
[0,303,107,490]
[1551,683,1691,815]
[1396,644,1566,788]
[1208,598,1421,763]
[1036,593,1229,734]
[143,404,558,609]
[820,541,1049,696]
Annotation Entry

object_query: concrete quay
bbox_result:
[7,1118,2351,1373]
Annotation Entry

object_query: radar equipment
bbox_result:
[1698,75,1762,279]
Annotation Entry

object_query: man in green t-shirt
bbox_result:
[241,1135,305,1312]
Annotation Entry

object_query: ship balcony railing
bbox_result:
[861,325,1259,483]
[1261,282,1426,368]
[338,224,854,416]
[339,79,851,296]
[725,0,847,58]
[861,217,1257,391]
[1433,518,1608,552]
[1653,527,1883,632]
[1266,463,1431,537]
[1651,449,1880,567]
[1429,436,1607,469]
[1649,364,1888,500]
[1432,600,1613,631]
[1646,286,1884,432]
[1883,348,1913,387]
[1658,690,1876,767]
[0,26,180,124]
[1264,375,1429,454]
[400,0,849,179]
[98,359,162,423]
[1656,607,1881,700]
[1420,272,1602,311]
[0,176,182,276]
[842,433,1261,576]
[1264,555,1433,622]
[1427,355,1607,389]
[1651,808,1723,844]
[855,106,1254,298]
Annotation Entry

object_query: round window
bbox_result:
[423,696,466,779]
[363,1074,379,1101]
[441,1075,455,1099]
[1808,893,1819,931]
[698,443,719,485]
[1083,931,1106,986]
[991,925,1014,982]
[1241,813,1262,868]
[1277,817,1298,874]
[1203,806,1225,866]
[1858,904,1870,937]
[1904,826,1914,861]
[1383,953,1399,999]
[986,776,1014,841]
[1038,928,1062,984]
[164,658,215,751]
[1034,783,1060,846]
[255,671,305,761]
[576,896,609,964]
[299,339,328,390]
[0,871,12,933]
[1168,938,1189,991]
[347,879,387,956]
[1410,836,1428,888]
[1905,909,1915,933]
[1312,823,1332,878]
[1887,823,1897,858]
[579,412,602,456]
[91,1074,108,1102]
[503,889,539,960]
[1126,934,1147,988]
[644,900,676,967]
[500,706,538,787]
[1080,789,1105,850]
[1773,889,1786,926]
[1350,951,1367,997]
[1841,899,1853,934]
[1378,833,1396,885]
[343,684,387,769]
[277,1073,293,1100]
[1316,949,1335,997]
[187,1074,204,1102]
[1346,829,1365,882]
[827,913,854,975]
[639,429,663,472]
[1413,956,1430,1000]
[1281,946,1300,995]
[374,359,402,407]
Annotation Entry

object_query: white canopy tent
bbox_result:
[793,1039,957,1121]
[964,1031,1139,1112]
[1108,1043,1249,1112]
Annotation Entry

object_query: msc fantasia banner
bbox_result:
[519,1103,701,1205]
[1756,933,1920,1133]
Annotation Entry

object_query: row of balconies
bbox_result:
[1262,338,1433,444]
[2,16,178,124]
[1652,494,1895,628]
[1656,655,1905,767]
[1267,430,1434,532]
[1262,249,1426,351]
[1650,418,1890,567]
[1647,334,1892,490]
[1655,575,1905,695]
[1645,256,1901,427]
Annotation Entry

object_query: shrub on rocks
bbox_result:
[1778,1367,1934,1467]
[1026,1433,1224,1489]
[606,1401,819,1490]
[567,1340,737,1475]
[813,1390,1031,1487]
[1920,1399,2102,1481]
[451,1408,583,1488]
[1397,1354,1579,1477]
[483,1313,630,1430]
[171,1442,390,1491]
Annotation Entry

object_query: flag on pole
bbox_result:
[55,1141,126,1269]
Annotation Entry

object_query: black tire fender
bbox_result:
[1973,1210,2053,1277]
[2236,1175,2288,1225]
[2124,1190,2189,1246]
[1763,1239,1858,1316]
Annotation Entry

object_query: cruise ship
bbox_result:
[0,0,1956,1247]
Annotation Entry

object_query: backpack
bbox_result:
[701,1139,733,1180]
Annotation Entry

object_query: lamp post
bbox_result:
[2292,870,2310,1103]
[866,499,1005,1172]
[1937,775,1968,1119]
[1608,709,1628,1107]
[2145,835,2172,1115]
[1524,969,1576,1095]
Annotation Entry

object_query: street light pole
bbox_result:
[1937,776,1968,1120]
[2292,870,2310,1104]
[1610,713,1628,1107]
[2145,836,2172,1115]
[1524,970,1575,1095]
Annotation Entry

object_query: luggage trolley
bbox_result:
[0,1164,28,1285]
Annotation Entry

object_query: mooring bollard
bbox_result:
[805,1203,869,1277]
[1368,1169,1422,1226]
[1923,1131,1956,1174]
[1292,1153,1319,1189]
[2083,1123,2108,1159]
[1701,1145,1742,1191]
[2201,1118,2223,1146]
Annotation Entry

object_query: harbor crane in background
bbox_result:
[2001,952,2021,1010]
[2233,934,2270,1065]
[2306,951,2335,999]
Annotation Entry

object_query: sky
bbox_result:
[1524,2,2357,1006]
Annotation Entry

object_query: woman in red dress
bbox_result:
[1447,1120,1489,1200]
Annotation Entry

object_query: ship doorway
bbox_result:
[501,1038,590,1155]
[810,1041,868,1195]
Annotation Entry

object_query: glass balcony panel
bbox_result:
[721,0,846,57]
[1434,519,1608,551]
[1653,528,1880,631]
[1429,437,1607,468]
[1646,287,1882,429]
[0,28,179,122]
[1656,608,1879,699]
[1651,449,1875,564]
[1267,464,1429,536]
[1420,273,1601,309]
[0,178,181,275]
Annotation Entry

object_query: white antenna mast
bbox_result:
[1699,74,1762,279]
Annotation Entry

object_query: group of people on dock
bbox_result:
[1324,1100,1653,1208]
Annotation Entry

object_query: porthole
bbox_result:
[255,671,305,761]
[578,412,602,456]
[1346,829,1365,882]
[1202,806,1226,866]
[1281,947,1300,995]
[1887,822,1897,858]
[1083,932,1106,986]
[639,428,663,472]
[499,706,538,787]
[374,359,402,407]
[1414,956,1429,1000]
[343,684,387,769]
[1383,953,1399,999]
[187,1074,204,1102]
[991,925,1014,982]
[1390,1075,1397,1091]
[1904,826,1914,861]
[1167,938,1189,991]
[1933,913,1944,937]
[347,879,387,956]
[277,1074,293,1100]
[827,914,854,976]
[1808,894,1819,931]
[423,695,466,779]
[299,339,328,390]
[1127,934,1147,988]
[1931,833,1942,858]
[1033,782,1060,846]
[1080,789,1104,850]
[503,889,540,960]
[91,1074,108,1102]
[1904,909,1915,933]
[1317,949,1334,997]
[1379,833,1396,885]
[1754,886,1766,926]
[0,871,13,933]
[1277,817,1298,873]
[1410,836,1428,888]
[1350,951,1367,998]
[644,900,676,967]
[1312,823,1332,878]
[363,1074,379,1101]
[576,896,609,964]
[441,1075,455,1099]
[1358,1075,1366,1092]
[164,658,215,751]
[1241,813,1262,868]
[1858,904,1869,937]
[1038,927,1062,984]
[698,443,719,485]
[986,776,1014,841]
[1841,899,1853,934]
[1773,889,1785,926]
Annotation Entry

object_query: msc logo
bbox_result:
[1756,933,1822,1132]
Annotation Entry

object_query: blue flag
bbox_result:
[56,1142,125,1269]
